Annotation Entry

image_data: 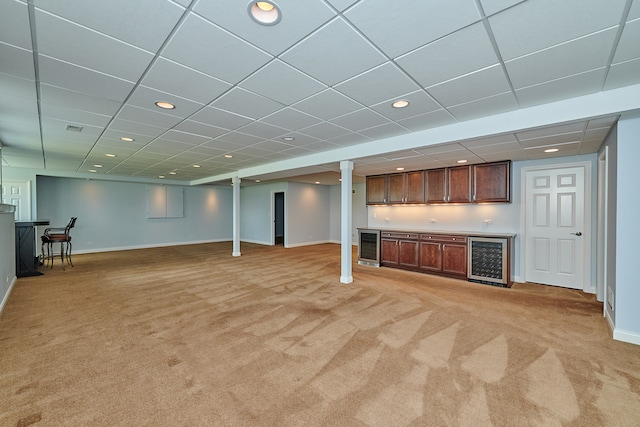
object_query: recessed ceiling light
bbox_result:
[544,148,559,153]
[120,137,135,142]
[255,180,261,183]
[457,159,468,164]
[105,153,116,158]
[193,164,200,168]
[155,101,175,110]
[282,136,295,141]
[66,125,83,132]
[248,1,281,25]
[89,169,97,173]
[159,175,165,179]
[392,99,410,108]
[93,164,103,168]
[396,167,405,171]
[169,171,177,175]
[315,181,320,184]
[224,154,233,158]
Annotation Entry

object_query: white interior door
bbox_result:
[525,166,586,289]
[1,180,31,221]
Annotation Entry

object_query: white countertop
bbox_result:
[360,227,516,238]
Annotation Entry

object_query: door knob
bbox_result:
[571,232,582,236]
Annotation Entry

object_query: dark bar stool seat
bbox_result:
[41,217,77,270]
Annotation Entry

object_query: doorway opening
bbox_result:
[274,192,284,246]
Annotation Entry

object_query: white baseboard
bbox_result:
[613,328,640,346]
[240,238,271,245]
[73,239,231,255]
[285,240,332,248]
[0,276,17,316]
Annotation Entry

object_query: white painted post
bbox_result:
[340,160,353,284]
[232,176,241,257]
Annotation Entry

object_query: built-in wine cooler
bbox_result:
[467,236,511,287]
[358,229,380,267]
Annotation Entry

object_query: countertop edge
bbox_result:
[359,227,516,238]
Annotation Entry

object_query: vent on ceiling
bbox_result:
[66,125,83,132]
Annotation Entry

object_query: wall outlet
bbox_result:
[373,212,377,219]
[429,218,436,223]
[483,219,493,224]
[385,217,391,223]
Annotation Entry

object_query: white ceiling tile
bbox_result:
[189,106,253,131]
[143,140,195,156]
[261,108,322,131]
[579,139,605,153]
[116,105,183,129]
[108,118,166,138]
[235,122,288,139]
[427,65,511,107]
[460,134,517,148]
[586,116,619,130]
[212,132,263,147]
[489,0,627,60]
[41,103,112,127]
[517,122,585,139]
[172,120,228,139]
[162,14,272,83]
[36,0,184,52]
[448,92,518,121]
[0,0,32,50]
[281,18,387,86]
[604,57,640,90]
[478,150,529,162]
[334,62,421,106]
[0,74,35,100]
[161,130,211,145]
[292,89,362,120]
[397,109,456,132]
[40,84,122,116]
[299,122,351,140]
[142,58,232,104]
[35,10,154,82]
[518,133,584,149]
[100,130,155,146]
[325,0,359,12]
[466,140,523,155]
[38,56,134,102]
[331,109,390,132]
[327,133,371,147]
[357,122,409,141]
[195,0,336,56]
[396,22,498,88]
[126,86,205,118]
[415,144,467,157]
[0,44,35,80]
[479,0,525,16]
[210,88,284,119]
[345,0,480,58]
[613,18,640,63]
[370,91,442,121]
[506,28,617,89]
[584,127,611,141]
[0,94,38,122]
[240,60,326,105]
[516,68,608,108]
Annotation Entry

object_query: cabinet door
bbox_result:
[442,243,467,277]
[419,241,442,271]
[425,169,446,203]
[473,161,511,203]
[387,173,405,204]
[399,240,419,268]
[447,165,471,203]
[405,171,425,204]
[381,239,399,265]
[366,175,387,205]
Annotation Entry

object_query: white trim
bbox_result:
[72,239,231,254]
[520,161,592,291]
[340,275,353,284]
[271,190,287,246]
[0,276,17,316]
[613,328,640,346]
[285,240,333,248]
[241,238,271,245]
[597,147,609,308]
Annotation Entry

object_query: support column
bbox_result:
[232,176,241,257]
[340,160,353,284]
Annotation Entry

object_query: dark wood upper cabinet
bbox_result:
[473,161,511,203]
[366,175,387,204]
[387,173,405,204]
[366,160,511,205]
[447,165,472,203]
[425,169,446,203]
[405,171,425,204]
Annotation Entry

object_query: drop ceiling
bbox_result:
[0,0,639,185]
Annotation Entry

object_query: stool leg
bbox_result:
[59,241,65,270]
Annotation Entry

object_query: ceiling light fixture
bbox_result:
[396,167,405,171]
[120,137,135,142]
[224,154,233,158]
[105,153,116,158]
[93,164,103,168]
[155,101,175,110]
[315,181,320,184]
[169,171,177,175]
[89,169,97,173]
[282,136,295,141]
[255,180,261,183]
[159,175,165,179]
[457,159,468,164]
[248,1,281,25]
[392,99,409,108]
[193,164,200,168]
[544,148,559,153]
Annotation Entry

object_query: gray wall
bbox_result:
[36,176,233,253]
[0,207,16,314]
[286,182,331,247]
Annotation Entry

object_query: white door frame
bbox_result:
[596,148,608,310]
[520,161,593,292]
[270,190,287,247]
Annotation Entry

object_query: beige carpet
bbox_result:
[1,242,639,426]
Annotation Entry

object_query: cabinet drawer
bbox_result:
[381,232,419,240]
[420,234,467,243]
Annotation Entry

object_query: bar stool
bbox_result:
[42,217,77,270]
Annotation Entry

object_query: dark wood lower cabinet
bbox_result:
[382,232,468,280]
